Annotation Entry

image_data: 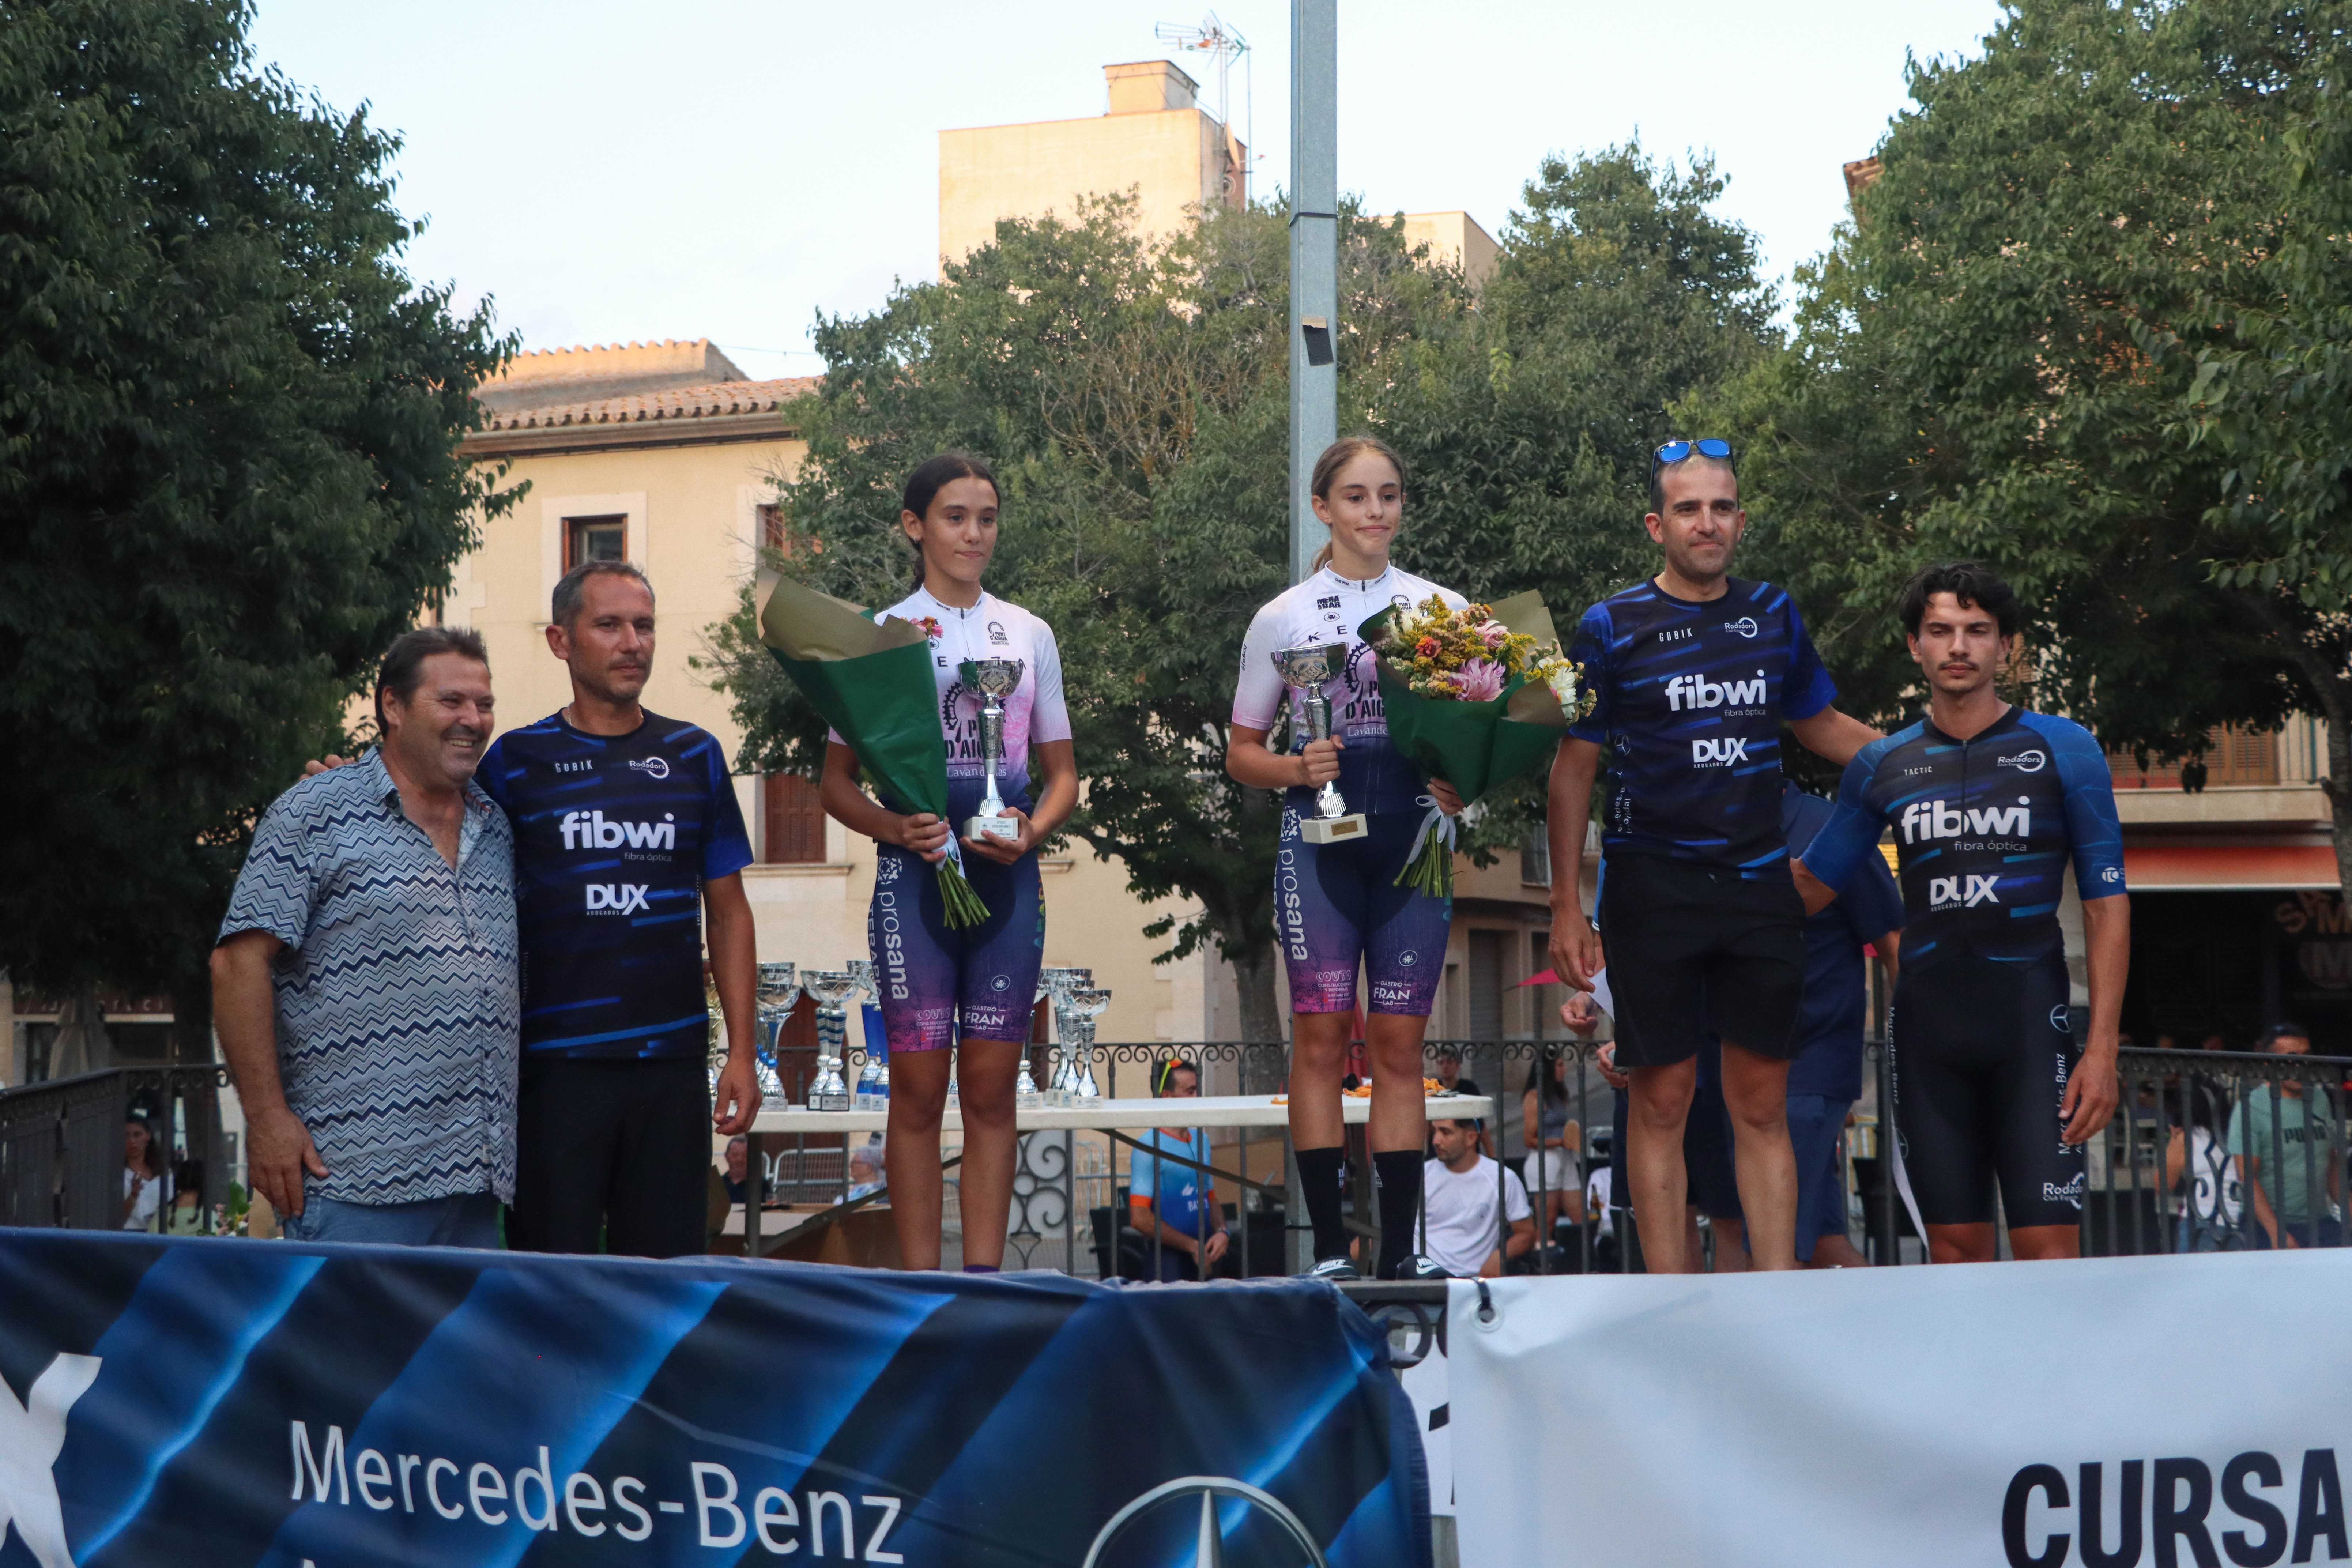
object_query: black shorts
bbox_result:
[1597,856,1805,1068]
[1890,955,2085,1230]
[509,1057,712,1258]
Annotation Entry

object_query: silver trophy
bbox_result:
[848,959,885,1109]
[750,962,800,1106]
[802,970,860,1112]
[1063,987,1111,1102]
[960,658,1027,843]
[1271,642,1367,844]
[1040,966,1092,1105]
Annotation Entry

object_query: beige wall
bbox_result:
[1401,211,1500,292]
[939,108,1240,266]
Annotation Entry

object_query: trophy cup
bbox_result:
[960,659,1027,843]
[750,961,801,1107]
[1040,967,1092,1105]
[1063,987,1110,1102]
[848,960,886,1109]
[1271,643,1367,844]
[802,970,859,1112]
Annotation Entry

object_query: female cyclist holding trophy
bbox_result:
[1225,437,1466,1281]
[819,453,1077,1271]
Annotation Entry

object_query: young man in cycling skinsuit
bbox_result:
[1547,441,1881,1273]
[1796,562,2129,1263]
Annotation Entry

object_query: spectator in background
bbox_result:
[121,1117,166,1232]
[1422,1118,1534,1277]
[1521,1049,1585,1237]
[848,1142,886,1202]
[1432,1044,1481,1099]
[723,1136,750,1206]
[214,628,517,1246]
[2230,1023,2341,1249]
[1128,1059,1237,1281]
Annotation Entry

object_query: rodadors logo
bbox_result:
[288,1423,908,1560]
[1998,749,2048,773]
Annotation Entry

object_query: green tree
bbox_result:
[1710,0,2348,869]
[0,0,517,1042]
[706,197,1463,1040]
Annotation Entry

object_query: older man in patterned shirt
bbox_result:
[212,627,520,1246]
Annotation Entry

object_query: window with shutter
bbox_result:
[762,773,827,864]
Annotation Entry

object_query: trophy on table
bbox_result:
[848,959,886,1109]
[802,970,860,1112]
[750,962,800,1106]
[1271,643,1366,844]
[960,659,1027,843]
[1040,967,1092,1105]
[1062,987,1110,1103]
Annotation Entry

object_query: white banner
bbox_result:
[1450,1253,2352,1567]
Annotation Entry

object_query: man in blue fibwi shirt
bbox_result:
[1797,563,2130,1264]
[478,560,761,1258]
[1546,441,1881,1273]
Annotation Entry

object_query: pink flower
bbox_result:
[1450,659,1505,701]
[1477,620,1509,648]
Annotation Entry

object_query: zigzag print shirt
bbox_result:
[220,749,520,1204]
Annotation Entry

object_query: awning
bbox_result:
[2124,843,2341,892]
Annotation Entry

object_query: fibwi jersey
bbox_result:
[1799,706,2127,970]
[1231,564,1468,818]
[832,585,1071,822]
[1570,577,1838,875]
[478,711,753,1059]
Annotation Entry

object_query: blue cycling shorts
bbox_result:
[1273,796,1450,1017]
[868,837,1045,1054]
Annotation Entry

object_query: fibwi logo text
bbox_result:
[561,811,676,851]
[1901,798,2032,844]
[1665,670,1767,712]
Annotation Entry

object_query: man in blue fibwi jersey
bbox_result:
[478,560,761,1257]
[1796,562,2129,1263]
[1546,441,1881,1272]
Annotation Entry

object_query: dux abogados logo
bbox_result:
[0,1352,102,1568]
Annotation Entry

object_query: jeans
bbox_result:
[1786,1094,1854,1262]
[279,1191,502,1248]
[2251,1216,2344,1250]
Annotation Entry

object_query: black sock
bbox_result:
[1373,1150,1424,1276]
[1296,1145,1349,1261]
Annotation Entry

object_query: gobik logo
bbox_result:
[560,811,676,851]
[1929,874,2001,909]
[586,884,651,914]
[1,1352,101,1568]
[1691,737,1749,767]
[1665,670,1767,712]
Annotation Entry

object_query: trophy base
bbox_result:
[1300,813,1368,844]
[811,1090,851,1112]
[965,813,1021,843]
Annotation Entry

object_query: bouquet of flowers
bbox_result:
[758,574,989,926]
[1362,590,1593,899]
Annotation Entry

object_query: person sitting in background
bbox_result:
[121,1117,167,1232]
[847,1141,886,1202]
[1128,1059,1237,1281]
[2230,1023,2341,1249]
[722,1135,750,1206]
[1422,1118,1534,1278]
[1432,1044,1481,1099]
[1521,1049,1584,1238]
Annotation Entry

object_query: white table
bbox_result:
[741,1092,1495,1257]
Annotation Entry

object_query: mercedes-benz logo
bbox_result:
[1081,1476,1330,1568]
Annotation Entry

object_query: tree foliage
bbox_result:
[0,0,516,1027]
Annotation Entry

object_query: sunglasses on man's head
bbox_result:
[1651,438,1734,472]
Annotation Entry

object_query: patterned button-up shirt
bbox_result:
[219,749,520,1205]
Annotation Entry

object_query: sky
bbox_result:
[246,0,2011,381]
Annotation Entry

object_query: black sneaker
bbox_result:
[1299,1255,1360,1282]
[1379,1254,1451,1282]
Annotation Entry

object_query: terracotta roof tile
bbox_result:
[479,375,821,432]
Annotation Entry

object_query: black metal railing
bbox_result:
[0,1066,230,1232]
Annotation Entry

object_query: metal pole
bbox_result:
[1288,0,1337,585]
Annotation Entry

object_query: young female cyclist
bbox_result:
[1225,436,1466,1281]
[819,453,1078,1272]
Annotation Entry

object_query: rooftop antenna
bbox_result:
[1154,12,1252,201]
